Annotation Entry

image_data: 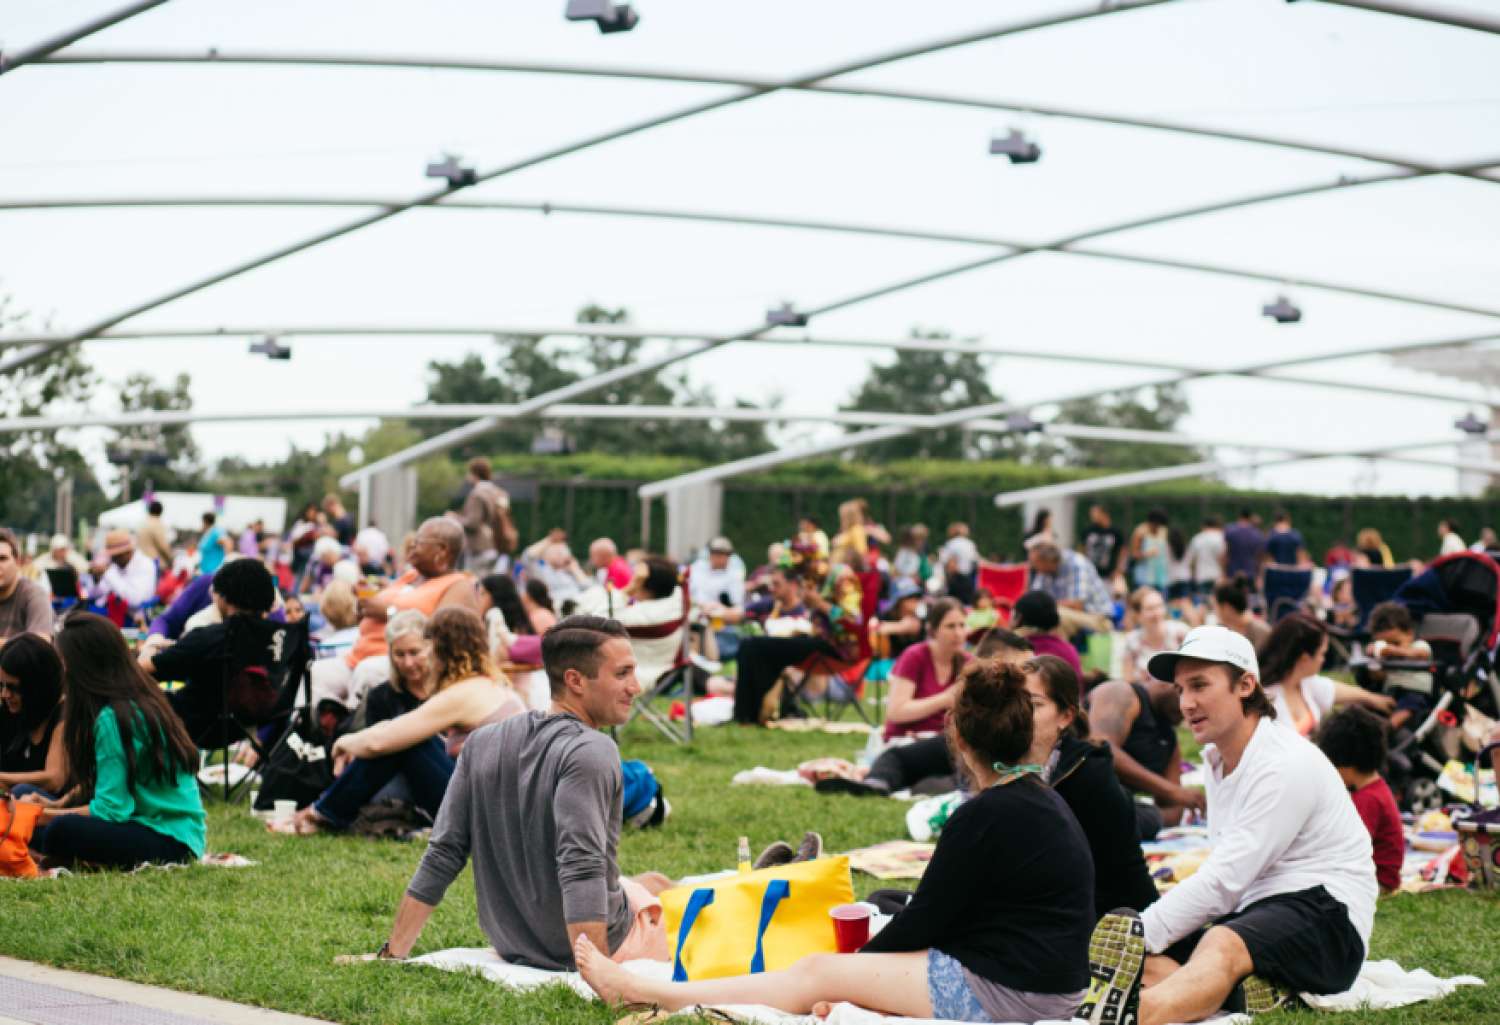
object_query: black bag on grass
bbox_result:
[253,710,332,811]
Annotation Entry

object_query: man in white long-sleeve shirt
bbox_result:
[90,529,159,610]
[1080,626,1375,1025]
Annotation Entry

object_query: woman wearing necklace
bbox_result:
[575,659,1094,1023]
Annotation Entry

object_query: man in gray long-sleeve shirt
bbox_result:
[356,616,672,969]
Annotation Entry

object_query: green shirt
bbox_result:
[88,704,206,859]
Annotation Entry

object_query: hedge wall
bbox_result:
[428,452,1493,564]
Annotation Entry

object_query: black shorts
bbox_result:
[1160,885,1364,996]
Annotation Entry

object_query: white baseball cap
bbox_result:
[1147,625,1260,683]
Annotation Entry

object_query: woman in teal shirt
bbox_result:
[26,613,205,868]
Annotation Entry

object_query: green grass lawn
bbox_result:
[1,721,1495,1025]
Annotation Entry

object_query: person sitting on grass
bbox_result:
[1076,626,1375,1025]
[1086,674,1205,841]
[23,613,205,869]
[816,629,1033,799]
[575,657,1094,1022]
[348,616,674,969]
[1009,590,1083,680]
[1258,613,1393,738]
[883,597,971,741]
[1022,655,1159,920]
[289,606,525,834]
[0,633,68,799]
[1316,707,1404,895]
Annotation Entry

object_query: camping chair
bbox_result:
[622,574,696,744]
[787,570,880,724]
[1262,566,1314,624]
[1351,566,1414,634]
[977,561,1028,616]
[46,566,81,617]
[201,615,312,801]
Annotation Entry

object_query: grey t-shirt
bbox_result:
[405,710,628,969]
[0,578,53,642]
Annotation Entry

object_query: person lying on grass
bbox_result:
[348,616,674,969]
[576,657,1095,1023]
[289,606,525,834]
[23,613,205,869]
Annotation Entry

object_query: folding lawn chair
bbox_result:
[786,569,880,724]
[1262,566,1314,624]
[622,573,697,744]
[977,561,1028,616]
[1351,566,1413,633]
[199,615,312,801]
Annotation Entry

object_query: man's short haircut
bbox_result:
[420,516,464,563]
[1238,507,1253,520]
[1029,540,1061,565]
[1013,590,1060,632]
[542,615,630,697]
[1273,508,1290,523]
[1203,515,1222,528]
[148,500,164,516]
[0,527,18,559]
[1316,706,1388,774]
[202,511,216,526]
[640,556,679,601]
[1368,601,1413,636]
[467,456,493,480]
[212,558,276,614]
[975,627,1033,660]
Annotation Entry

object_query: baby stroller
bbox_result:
[1371,552,1500,811]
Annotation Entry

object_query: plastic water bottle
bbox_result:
[737,835,751,873]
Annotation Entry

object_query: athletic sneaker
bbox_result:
[793,830,824,862]
[753,841,795,870]
[813,776,890,797]
[1240,974,1293,1015]
[1077,908,1146,1025]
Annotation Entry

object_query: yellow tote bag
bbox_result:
[659,855,856,981]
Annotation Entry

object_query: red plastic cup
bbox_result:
[830,903,872,953]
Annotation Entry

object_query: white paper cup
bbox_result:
[273,799,297,820]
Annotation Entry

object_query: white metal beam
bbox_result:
[1312,0,1500,35]
[0,2,170,75]
[5,196,1499,324]
[635,328,1500,498]
[30,48,1500,186]
[0,1,1170,376]
[342,151,1500,488]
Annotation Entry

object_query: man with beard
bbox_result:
[1087,675,1205,840]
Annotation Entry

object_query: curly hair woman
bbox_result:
[290,607,524,835]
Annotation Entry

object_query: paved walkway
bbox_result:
[0,957,330,1025]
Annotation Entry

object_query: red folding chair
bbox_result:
[789,569,879,723]
[977,561,1028,613]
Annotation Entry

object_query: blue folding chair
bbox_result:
[1351,566,1413,634]
[1263,567,1314,624]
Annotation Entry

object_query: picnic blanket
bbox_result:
[410,948,1480,1025]
[845,840,936,880]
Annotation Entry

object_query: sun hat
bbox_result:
[707,536,734,555]
[49,534,70,551]
[1147,625,1260,684]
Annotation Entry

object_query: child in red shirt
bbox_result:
[1317,706,1404,893]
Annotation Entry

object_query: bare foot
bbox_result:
[573,934,643,1006]
[289,806,328,835]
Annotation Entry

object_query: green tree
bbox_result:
[841,329,1007,461]
[1033,384,1200,470]
[422,305,773,463]
[0,290,107,533]
[110,371,203,496]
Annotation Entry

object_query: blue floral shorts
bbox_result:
[926,948,989,1022]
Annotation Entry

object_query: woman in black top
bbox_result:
[575,659,1094,1023]
[1022,655,1159,918]
[0,634,67,797]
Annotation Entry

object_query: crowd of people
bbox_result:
[2,479,1498,1025]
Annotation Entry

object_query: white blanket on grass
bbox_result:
[409,948,1481,1025]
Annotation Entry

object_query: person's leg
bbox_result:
[1135,801,1163,841]
[575,939,933,1018]
[870,736,953,791]
[1139,927,1253,1025]
[8,784,55,801]
[732,636,823,723]
[39,815,193,868]
[392,737,457,820]
[312,753,404,828]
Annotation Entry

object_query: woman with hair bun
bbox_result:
[574,659,1095,1023]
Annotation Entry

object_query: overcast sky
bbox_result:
[3,0,1500,499]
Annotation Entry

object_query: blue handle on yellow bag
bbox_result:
[672,889,715,981]
[749,879,791,974]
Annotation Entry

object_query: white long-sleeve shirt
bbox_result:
[1141,717,1376,956]
[94,551,158,608]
